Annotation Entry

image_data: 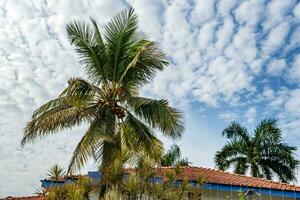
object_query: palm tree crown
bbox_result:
[21,9,184,174]
[47,164,66,181]
[215,119,299,183]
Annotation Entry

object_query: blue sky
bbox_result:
[1,0,300,197]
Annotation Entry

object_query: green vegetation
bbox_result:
[46,177,92,200]
[215,118,299,182]
[43,160,204,200]
[21,8,184,179]
[160,144,190,166]
[47,164,66,181]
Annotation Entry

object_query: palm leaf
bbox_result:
[222,122,250,145]
[214,141,245,170]
[104,8,139,82]
[66,21,107,84]
[122,112,162,152]
[127,97,184,138]
[67,115,115,173]
[119,39,168,88]
[22,105,96,145]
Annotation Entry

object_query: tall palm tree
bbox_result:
[21,9,184,176]
[160,145,190,166]
[47,164,66,181]
[215,119,299,183]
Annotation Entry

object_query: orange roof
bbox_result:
[147,166,300,192]
[2,196,44,200]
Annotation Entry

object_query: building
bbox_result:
[4,166,300,199]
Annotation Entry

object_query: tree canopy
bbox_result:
[215,119,299,183]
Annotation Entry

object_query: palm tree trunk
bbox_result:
[251,164,259,178]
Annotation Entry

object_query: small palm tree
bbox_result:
[215,119,299,183]
[160,145,190,166]
[34,188,48,196]
[21,8,184,176]
[104,187,121,200]
[47,164,66,181]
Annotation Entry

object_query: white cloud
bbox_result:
[293,2,300,19]
[216,0,238,16]
[263,0,296,31]
[245,107,257,124]
[214,17,235,52]
[267,58,287,76]
[289,55,300,84]
[129,0,165,40]
[235,0,263,27]
[197,21,218,50]
[232,26,257,64]
[249,59,263,75]
[285,89,300,116]
[262,22,290,57]
[218,112,238,122]
[190,0,215,24]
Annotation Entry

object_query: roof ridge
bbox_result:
[175,166,300,189]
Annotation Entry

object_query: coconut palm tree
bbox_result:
[21,8,184,176]
[160,145,190,166]
[215,119,299,183]
[47,164,66,181]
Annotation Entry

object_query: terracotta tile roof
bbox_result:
[146,166,300,192]
[1,196,44,200]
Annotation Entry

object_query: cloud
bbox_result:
[284,89,300,116]
[191,0,215,24]
[235,0,264,27]
[294,2,300,19]
[289,55,300,84]
[267,58,287,75]
[261,22,290,58]
[218,112,239,122]
[263,0,296,31]
[245,107,257,125]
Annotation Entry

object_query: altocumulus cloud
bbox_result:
[1,0,300,196]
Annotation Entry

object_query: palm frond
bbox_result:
[214,141,245,170]
[160,145,181,166]
[222,122,250,144]
[66,21,107,84]
[253,118,281,144]
[22,105,96,145]
[119,39,168,88]
[122,112,161,152]
[60,77,103,99]
[260,159,297,182]
[104,8,139,82]
[67,115,115,173]
[127,97,184,139]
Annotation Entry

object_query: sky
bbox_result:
[1,0,300,197]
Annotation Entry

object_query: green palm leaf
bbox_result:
[127,97,184,138]
[67,21,107,84]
